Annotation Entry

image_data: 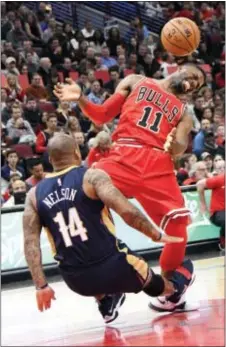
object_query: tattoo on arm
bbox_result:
[85,169,161,241]
[23,189,47,288]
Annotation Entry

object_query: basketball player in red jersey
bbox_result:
[54,64,206,312]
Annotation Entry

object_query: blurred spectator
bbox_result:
[86,123,109,141]
[213,157,225,175]
[200,152,213,173]
[58,57,76,80]
[42,37,64,65]
[100,46,118,69]
[183,161,209,185]
[87,131,112,167]
[104,66,121,94]
[92,29,105,53]
[42,17,56,43]
[46,73,60,103]
[3,179,27,207]
[202,107,213,122]
[197,171,225,251]
[176,153,197,185]
[23,98,42,131]
[160,52,177,78]
[4,57,20,76]
[6,18,28,49]
[2,97,14,125]
[22,40,40,65]
[193,118,211,157]
[215,61,225,89]
[56,101,76,127]
[81,20,95,41]
[37,57,52,86]
[215,125,225,146]
[5,74,25,102]
[87,80,105,104]
[26,160,45,187]
[1,88,8,111]
[35,113,57,154]
[24,13,43,43]
[107,27,124,57]
[25,73,49,101]
[127,52,144,74]
[7,116,36,145]
[1,150,25,181]
[73,132,89,161]
[1,11,16,40]
[66,116,81,137]
[63,22,77,41]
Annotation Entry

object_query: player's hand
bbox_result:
[53,81,82,102]
[164,127,177,153]
[36,286,56,312]
[152,232,184,244]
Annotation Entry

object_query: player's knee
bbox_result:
[142,269,165,297]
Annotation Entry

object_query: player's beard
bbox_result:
[169,78,186,95]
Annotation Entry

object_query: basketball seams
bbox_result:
[189,21,200,48]
[170,21,194,50]
[161,31,190,56]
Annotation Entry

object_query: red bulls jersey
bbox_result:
[112,78,185,149]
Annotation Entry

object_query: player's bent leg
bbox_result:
[159,216,188,276]
[96,293,126,324]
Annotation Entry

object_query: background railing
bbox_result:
[25,2,165,37]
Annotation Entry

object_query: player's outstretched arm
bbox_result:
[83,169,183,244]
[53,74,143,125]
[23,188,55,312]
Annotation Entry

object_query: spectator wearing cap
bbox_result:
[4,57,20,76]
[1,150,25,182]
[3,179,27,207]
[6,17,28,49]
[26,160,45,188]
[183,161,209,186]
[201,152,213,173]
[193,118,211,157]
[25,73,49,101]
[197,170,225,252]
[87,131,112,167]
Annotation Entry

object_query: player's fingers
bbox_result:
[36,295,43,312]
[65,78,75,85]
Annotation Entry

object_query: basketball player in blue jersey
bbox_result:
[23,134,194,323]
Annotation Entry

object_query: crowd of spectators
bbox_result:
[1,1,225,209]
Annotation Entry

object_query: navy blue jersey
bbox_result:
[36,166,117,268]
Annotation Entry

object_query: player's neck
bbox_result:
[53,160,80,172]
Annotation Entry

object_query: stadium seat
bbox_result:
[1,74,7,88]
[69,72,79,81]
[95,71,110,83]
[38,102,56,113]
[18,74,30,89]
[11,144,34,159]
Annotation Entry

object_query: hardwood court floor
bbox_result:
[2,256,225,346]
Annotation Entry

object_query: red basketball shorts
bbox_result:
[95,143,190,229]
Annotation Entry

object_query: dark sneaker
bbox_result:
[149,260,197,313]
[98,293,126,323]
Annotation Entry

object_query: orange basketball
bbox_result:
[161,17,201,57]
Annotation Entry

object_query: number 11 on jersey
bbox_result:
[54,207,88,247]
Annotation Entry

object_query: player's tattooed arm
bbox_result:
[23,188,47,288]
[83,169,182,244]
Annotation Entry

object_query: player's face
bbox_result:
[170,66,205,94]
